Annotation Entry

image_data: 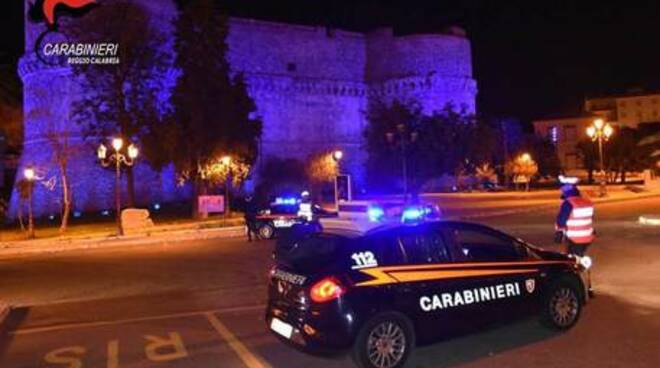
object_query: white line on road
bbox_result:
[205,312,272,368]
[10,304,266,336]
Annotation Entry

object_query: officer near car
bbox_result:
[554,176,595,256]
[244,195,260,242]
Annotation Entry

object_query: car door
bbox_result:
[382,224,471,341]
[445,223,537,326]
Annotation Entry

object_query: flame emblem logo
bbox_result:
[29,0,97,29]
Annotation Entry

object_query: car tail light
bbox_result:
[310,277,345,303]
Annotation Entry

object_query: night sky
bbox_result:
[2,0,660,123]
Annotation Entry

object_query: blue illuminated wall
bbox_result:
[11,0,477,218]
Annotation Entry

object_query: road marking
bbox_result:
[10,304,265,336]
[205,312,272,368]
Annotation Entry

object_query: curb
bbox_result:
[0,302,10,332]
[0,226,246,258]
[457,192,660,220]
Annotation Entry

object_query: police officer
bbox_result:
[554,176,595,256]
[244,195,259,242]
[298,190,313,222]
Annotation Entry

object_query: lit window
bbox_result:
[548,126,558,143]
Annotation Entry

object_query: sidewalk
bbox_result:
[0,217,246,258]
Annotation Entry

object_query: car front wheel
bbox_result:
[351,312,414,368]
[541,281,582,330]
[258,223,275,239]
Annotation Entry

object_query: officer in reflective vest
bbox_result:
[555,177,595,256]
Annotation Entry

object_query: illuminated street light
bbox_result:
[586,118,614,196]
[331,150,345,209]
[24,166,36,239]
[98,137,138,236]
[24,167,35,181]
[520,152,532,162]
[112,137,124,151]
[221,155,232,218]
[127,144,139,160]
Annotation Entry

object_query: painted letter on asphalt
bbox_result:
[144,332,188,362]
[44,346,86,368]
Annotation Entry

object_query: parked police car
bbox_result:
[255,197,335,239]
[266,215,590,368]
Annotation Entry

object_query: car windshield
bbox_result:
[275,230,346,274]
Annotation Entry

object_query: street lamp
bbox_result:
[24,167,36,239]
[586,118,614,196]
[332,150,343,162]
[331,150,344,208]
[386,124,418,200]
[520,152,532,162]
[220,155,232,218]
[98,137,139,235]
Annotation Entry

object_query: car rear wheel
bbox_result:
[351,312,414,368]
[541,281,582,330]
[258,223,275,239]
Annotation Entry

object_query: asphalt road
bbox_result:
[1,197,659,368]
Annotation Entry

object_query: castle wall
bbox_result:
[13,0,477,217]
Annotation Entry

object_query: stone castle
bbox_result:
[13,0,477,217]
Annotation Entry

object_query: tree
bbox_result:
[255,158,307,204]
[0,67,23,153]
[24,87,74,233]
[306,152,339,202]
[69,1,170,207]
[606,127,652,183]
[505,154,538,191]
[364,100,490,193]
[518,135,561,178]
[577,139,598,183]
[166,0,262,217]
[475,163,497,187]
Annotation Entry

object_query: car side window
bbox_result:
[397,230,452,264]
[452,227,524,262]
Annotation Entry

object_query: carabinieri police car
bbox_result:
[266,208,591,368]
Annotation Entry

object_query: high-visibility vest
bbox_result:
[565,197,595,244]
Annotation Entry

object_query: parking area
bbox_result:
[2,291,660,368]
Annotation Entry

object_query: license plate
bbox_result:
[274,219,294,228]
[270,318,293,339]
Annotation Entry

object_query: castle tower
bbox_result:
[13,0,477,218]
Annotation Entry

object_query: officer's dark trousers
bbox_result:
[567,241,590,256]
[245,218,259,242]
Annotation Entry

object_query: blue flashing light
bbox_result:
[101,210,110,216]
[73,211,82,218]
[275,197,298,206]
[401,207,424,222]
[153,203,161,210]
[367,206,385,222]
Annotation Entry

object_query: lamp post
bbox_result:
[386,124,418,201]
[24,167,36,239]
[332,150,343,208]
[221,155,232,218]
[586,118,614,196]
[98,137,139,235]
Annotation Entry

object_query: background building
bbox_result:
[532,114,598,173]
[585,91,660,127]
[12,0,477,217]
